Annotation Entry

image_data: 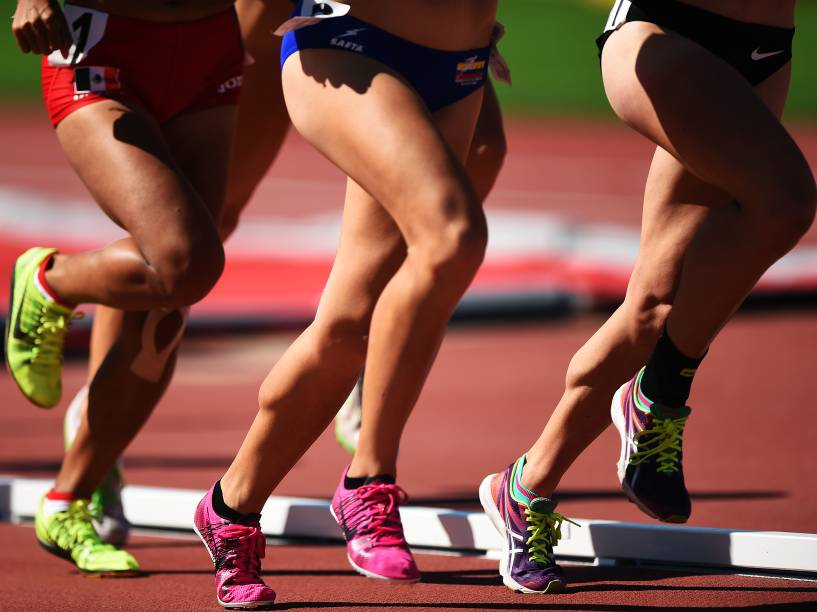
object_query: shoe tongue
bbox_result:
[529,497,557,514]
[650,403,691,419]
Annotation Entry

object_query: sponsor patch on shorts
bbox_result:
[455,56,486,86]
[73,66,120,94]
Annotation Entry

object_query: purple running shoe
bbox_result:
[479,457,576,594]
[612,368,692,523]
[194,484,276,610]
[330,467,420,582]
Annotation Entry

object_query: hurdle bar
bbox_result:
[2,477,815,574]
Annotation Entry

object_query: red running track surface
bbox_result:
[3,313,817,533]
[3,112,817,609]
[2,524,816,611]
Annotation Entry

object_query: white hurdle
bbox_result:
[2,476,815,574]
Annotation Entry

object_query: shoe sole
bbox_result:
[478,475,566,594]
[328,506,420,582]
[193,522,277,610]
[610,383,629,484]
[5,252,56,409]
[611,384,689,524]
[36,535,141,577]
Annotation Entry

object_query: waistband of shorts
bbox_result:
[628,0,795,39]
[63,2,238,30]
[287,14,491,63]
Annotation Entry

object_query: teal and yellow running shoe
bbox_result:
[5,247,76,408]
[611,369,692,523]
[35,496,140,575]
[64,385,131,546]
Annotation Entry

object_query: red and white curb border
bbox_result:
[2,476,816,575]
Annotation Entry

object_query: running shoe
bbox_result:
[330,467,420,582]
[64,385,131,546]
[5,247,77,408]
[611,368,692,523]
[479,457,575,594]
[194,484,276,610]
[335,373,363,454]
[34,495,140,575]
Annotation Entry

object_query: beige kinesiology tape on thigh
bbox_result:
[130,307,190,382]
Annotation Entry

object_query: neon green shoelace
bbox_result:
[50,501,109,553]
[30,307,82,366]
[630,416,688,473]
[524,507,579,565]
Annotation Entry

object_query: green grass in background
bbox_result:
[1,0,815,118]
[495,0,817,118]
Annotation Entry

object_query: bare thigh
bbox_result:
[282,49,484,245]
[223,0,291,239]
[55,99,224,289]
[627,60,796,317]
[465,79,506,201]
[313,82,488,332]
[601,22,812,208]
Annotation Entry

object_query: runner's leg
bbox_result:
[54,104,237,497]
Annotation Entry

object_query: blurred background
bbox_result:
[1,0,816,534]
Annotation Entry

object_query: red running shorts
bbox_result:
[41,3,245,127]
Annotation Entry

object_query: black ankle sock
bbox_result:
[212,480,261,523]
[640,328,705,408]
[344,473,396,489]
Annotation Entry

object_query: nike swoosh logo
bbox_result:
[12,280,29,341]
[751,48,785,61]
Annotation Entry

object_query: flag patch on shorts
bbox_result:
[455,56,486,86]
[74,66,121,94]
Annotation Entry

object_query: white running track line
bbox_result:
[2,477,816,574]
[3,186,817,289]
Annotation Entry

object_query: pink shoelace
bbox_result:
[344,484,409,547]
[213,523,266,584]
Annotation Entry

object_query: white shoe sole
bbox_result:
[611,382,629,484]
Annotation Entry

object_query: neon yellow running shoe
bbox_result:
[35,496,140,575]
[5,247,77,408]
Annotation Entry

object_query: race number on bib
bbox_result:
[47,4,108,67]
[273,0,352,37]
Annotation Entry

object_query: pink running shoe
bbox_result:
[194,485,276,610]
[330,467,420,582]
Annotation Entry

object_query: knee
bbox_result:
[752,174,817,254]
[625,289,672,342]
[410,188,488,286]
[563,292,670,394]
[151,233,225,307]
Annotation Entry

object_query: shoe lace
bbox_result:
[213,523,265,584]
[30,306,83,366]
[52,500,110,552]
[631,415,688,473]
[347,484,408,547]
[524,507,578,566]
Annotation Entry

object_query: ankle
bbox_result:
[517,454,557,499]
[347,459,396,481]
[214,479,261,522]
[39,254,75,309]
